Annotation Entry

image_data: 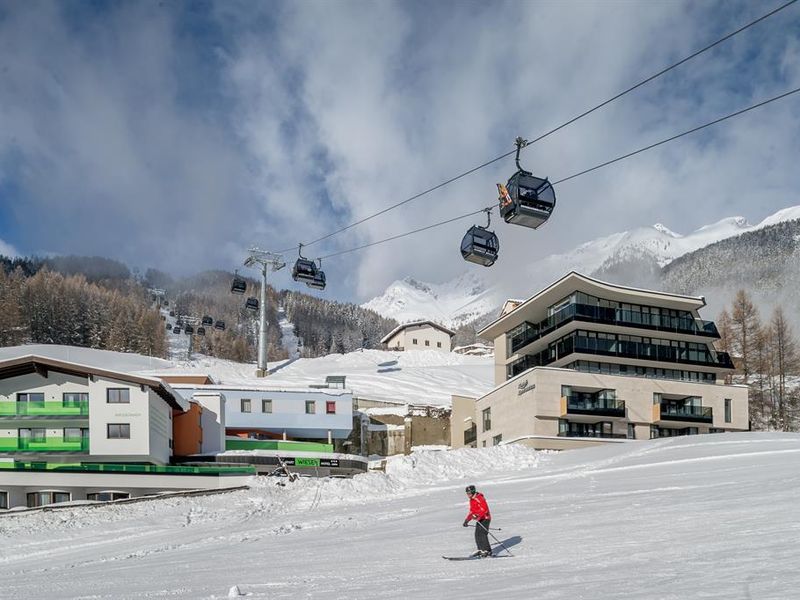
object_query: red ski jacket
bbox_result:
[466,492,491,521]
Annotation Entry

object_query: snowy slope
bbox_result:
[363,204,800,325]
[149,349,494,407]
[1,433,798,598]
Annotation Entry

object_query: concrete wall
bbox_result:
[89,376,152,459]
[192,393,225,454]
[450,395,478,450]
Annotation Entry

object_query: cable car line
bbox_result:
[271,0,797,254]
[552,85,800,186]
[305,83,800,262]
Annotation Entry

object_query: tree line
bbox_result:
[716,290,800,431]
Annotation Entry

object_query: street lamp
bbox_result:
[243,248,286,377]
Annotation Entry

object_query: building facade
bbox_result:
[0,354,250,510]
[452,272,749,450]
[381,321,456,352]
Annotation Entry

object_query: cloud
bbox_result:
[1,0,799,302]
[0,237,18,257]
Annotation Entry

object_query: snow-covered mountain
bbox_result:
[364,205,800,326]
[361,271,504,329]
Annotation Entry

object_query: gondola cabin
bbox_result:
[201,315,213,326]
[214,320,226,331]
[461,225,499,267]
[292,258,318,283]
[245,297,259,311]
[184,325,194,335]
[497,173,556,229]
[166,322,172,330]
[231,272,247,295]
[173,327,181,334]
[306,270,326,291]
[196,327,206,336]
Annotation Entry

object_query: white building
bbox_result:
[381,320,456,352]
[168,384,353,444]
[0,352,251,510]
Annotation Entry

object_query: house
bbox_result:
[451,272,749,450]
[0,351,250,510]
[381,320,456,352]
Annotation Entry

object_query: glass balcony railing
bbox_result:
[659,404,713,423]
[557,431,628,439]
[0,436,89,452]
[0,401,89,417]
[507,335,734,379]
[565,396,626,417]
[509,303,720,354]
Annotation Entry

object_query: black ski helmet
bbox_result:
[465,485,476,495]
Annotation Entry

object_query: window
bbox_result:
[107,423,130,439]
[0,491,7,509]
[482,408,491,432]
[492,434,503,446]
[241,398,251,413]
[87,492,130,502]
[17,393,44,403]
[305,401,316,414]
[412,338,418,345]
[63,428,85,441]
[425,340,430,346]
[19,428,46,442]
[326,401,336,414]
[437,342,442,348]
[26,491,71,508]
[709,428,725,434]
[262,399,272,413]
[724,399,732,423]
[627,423,636,439]
[107,389,130,404]
[63,392,88,405]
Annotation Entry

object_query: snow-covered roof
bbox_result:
[169,383,352,396]
[380,320,457,344]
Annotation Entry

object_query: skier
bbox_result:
[463,484,492,557]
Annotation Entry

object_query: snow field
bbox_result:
[2,433,799,599]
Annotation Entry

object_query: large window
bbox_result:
[107,423,130,439]
[17,393,44,403]
[19,428,46,442]
[107,389,130,404]
[0,491,8,509]
[63,392,88,405]
[87,491,130,502]
[482,408,491,432]
[27,491,71,508]
[63,428,86,441]
[492,434,503,446]
[326,401,336,414]
[241,398,251,413]
[305,401,316,414]
[261,399,272,414]
[724,399,732,423]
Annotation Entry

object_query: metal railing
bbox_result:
[557,431,628,439]
[0,436,89,452]
[0,462,256,475]
[659,404,713,422]
[565,396,626,417]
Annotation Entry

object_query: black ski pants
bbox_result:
[474,518,492,553]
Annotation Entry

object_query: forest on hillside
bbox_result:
[0,255,398,361]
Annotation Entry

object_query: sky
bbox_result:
[0,0,799,302]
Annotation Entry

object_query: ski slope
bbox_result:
[2,433,798,599]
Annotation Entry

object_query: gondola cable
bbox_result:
[313,84,800,260]
[272,0,799,254]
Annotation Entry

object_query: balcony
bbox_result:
[0,436,90,453]
[508,303,720,354]
[464,425,477,446]
[561,396,626,418]
[0,400,89,417]
[655,403,713,424]
[557,431,628,439]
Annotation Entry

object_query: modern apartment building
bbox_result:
[451,272,749,450]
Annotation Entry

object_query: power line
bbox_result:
[275,0,798,254]
[315,84,800,260]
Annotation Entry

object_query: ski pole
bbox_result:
[477,520,513,556]
[470,525,502,531]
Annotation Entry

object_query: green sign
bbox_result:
[295,457,321,467]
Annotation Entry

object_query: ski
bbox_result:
[442,553,509,561]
